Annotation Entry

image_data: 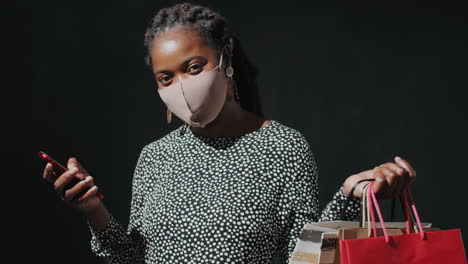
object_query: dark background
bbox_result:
[4,0,467,262]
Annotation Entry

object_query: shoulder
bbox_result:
[265,120,318,180]
[265,120,312,154]
[137,125,186,162]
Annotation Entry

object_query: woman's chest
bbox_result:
[141,150,286,240]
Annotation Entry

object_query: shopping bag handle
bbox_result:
[368,181,426,243]
[403,187,426,240]
[360,182,417,234]
[361,183,417,234]
[361,183,374,237]
[341,178,375,220]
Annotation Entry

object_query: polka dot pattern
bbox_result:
[88,120,361,263]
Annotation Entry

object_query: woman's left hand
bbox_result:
[343,156,417,199]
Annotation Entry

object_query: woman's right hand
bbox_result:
[42,157,102,215]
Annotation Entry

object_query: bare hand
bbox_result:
[42,157,102,214]
[343,156,417,199]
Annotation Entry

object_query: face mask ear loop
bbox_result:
[224,47,234,79]
[218,50,224,69]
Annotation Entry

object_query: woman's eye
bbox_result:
[159,76,172,84]
[188,64,202,73]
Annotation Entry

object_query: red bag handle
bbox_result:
[367,181,426,244]
[404,187,426,240]
[367,182,390,243]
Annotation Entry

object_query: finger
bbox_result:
[378,167,399,199]
[77,185,99,202]
[380,162,408,196]
[63,176,94,202]
[67,157,89,180]
[379,162,407,177]
[53,167,79,194]
[394,156,417,182]
[67,157,80,170]
[42,163,57,183]
[372,171,390,199]
[392,160,413,194]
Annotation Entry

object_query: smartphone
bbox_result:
[38,151,104,200]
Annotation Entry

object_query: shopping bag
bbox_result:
[290,183,436,264]
[335,183,438,264]
[290,181,379,264]
[289,221,359,264]
[289,179,377,263]
[339,181,467,264]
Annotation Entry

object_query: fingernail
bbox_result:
[69,167,78,173]
[395,156,401,160]
[85,176,92,183]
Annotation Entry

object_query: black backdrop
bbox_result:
[4,0,467,262]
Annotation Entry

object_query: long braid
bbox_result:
[143,2,263,117]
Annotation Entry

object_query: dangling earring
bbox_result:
[166,108,172,124]
[232,79,240,103]
[222,38,239,104]
[227,37,240,103]
[226,78,234,101]
[225,52,239,103]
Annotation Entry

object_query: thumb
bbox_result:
[67,157,89,177]
[67,157,80,169]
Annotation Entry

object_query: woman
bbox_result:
[41,2,416,263]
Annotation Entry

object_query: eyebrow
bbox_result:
[153,56,207,75]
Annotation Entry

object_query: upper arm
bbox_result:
[128,146,149,232]
[276,135,321,263]
[126,146,152,260]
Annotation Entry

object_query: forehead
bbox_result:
[150,25,216,70]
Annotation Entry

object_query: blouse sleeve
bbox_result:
[278,138,361,263]
[87,147,149,263]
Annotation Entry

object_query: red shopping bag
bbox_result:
[340,181,467,264]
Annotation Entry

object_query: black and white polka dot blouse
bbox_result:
[87,120,361,263]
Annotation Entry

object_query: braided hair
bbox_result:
[143,2,263,117]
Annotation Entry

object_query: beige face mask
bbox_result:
[158,51,230,128]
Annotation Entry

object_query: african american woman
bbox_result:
[41,2,416,263]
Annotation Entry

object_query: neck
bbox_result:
[189,100,265,137]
